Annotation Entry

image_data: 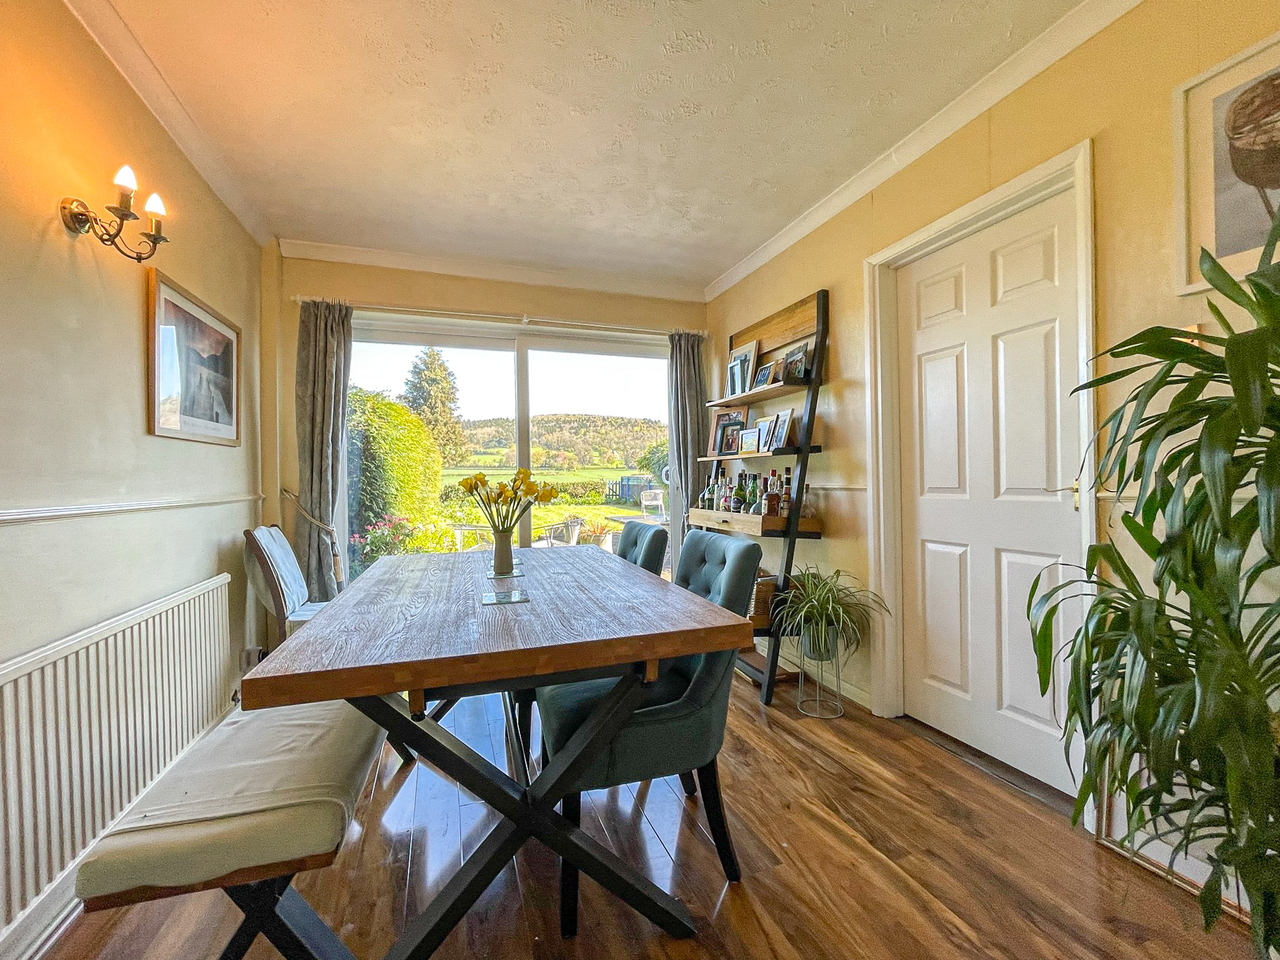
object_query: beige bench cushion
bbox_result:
[76,700,385,901]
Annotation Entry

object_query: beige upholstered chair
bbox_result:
[244,524,326,643]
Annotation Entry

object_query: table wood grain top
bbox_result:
[240,546,752,710]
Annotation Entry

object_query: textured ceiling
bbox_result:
[103,0,1082,295]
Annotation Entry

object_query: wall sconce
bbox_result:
[60,165,169,262]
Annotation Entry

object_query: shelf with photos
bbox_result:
[697,444,820,464]
[705,337,815,462]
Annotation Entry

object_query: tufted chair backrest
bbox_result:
[674,529,760,617]
[615,521,668,576]
[668,530,761,701]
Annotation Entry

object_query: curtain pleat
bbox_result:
[295,300,353,601]
[667,331,709,564]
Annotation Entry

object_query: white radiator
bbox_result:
[0,574,234,959]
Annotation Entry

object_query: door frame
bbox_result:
[862,140,1097,720]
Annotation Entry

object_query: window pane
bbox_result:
[346,342,514,577]
[527,350,670,574]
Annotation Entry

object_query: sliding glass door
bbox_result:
[345,339,515,577]
[342,316,670,580]
[526,348,670,573]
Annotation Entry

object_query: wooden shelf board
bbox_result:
[736,649,798,684]
[697,445,820,464]
[687,508,821,538]
[708,379,811,408]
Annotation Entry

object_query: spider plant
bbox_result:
[1030,212,1280,956]
[773,567,888,661]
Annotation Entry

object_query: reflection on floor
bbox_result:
[44,678,1250,960]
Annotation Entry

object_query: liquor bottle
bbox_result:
[720,470,733,512]
[731,472,747,513]
[746,474,760,514]
[800,483,816,518]
[780,467,793,518]
[764,470,780,516]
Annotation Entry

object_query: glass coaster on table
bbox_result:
[482,590,529,605]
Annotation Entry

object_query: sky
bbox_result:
[348,342,669,422]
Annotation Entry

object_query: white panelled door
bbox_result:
[897,189,1082,793]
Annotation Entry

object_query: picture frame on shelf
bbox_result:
[771,408,794,450]
[729,339,758,387]
[738,428,760,455]
[708,406,748,457]
[751,360,775,390]
[755,416,775,450]
[716,421,742,456]
[783,343,809,380]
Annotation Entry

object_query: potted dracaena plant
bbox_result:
[1030,210,1280,956]
[458,469,557,576]
[772,567,888,718]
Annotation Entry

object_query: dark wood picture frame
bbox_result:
[147,270,241,446]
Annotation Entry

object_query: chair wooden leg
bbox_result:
[559,792,581,938]
[695,758,740,882]
[677,771,698,797]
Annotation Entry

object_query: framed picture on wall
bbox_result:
[728,339,758,391]
[1175,30,1280,293]
[148,270,241,445]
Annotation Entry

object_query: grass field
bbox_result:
[443,464,638,486]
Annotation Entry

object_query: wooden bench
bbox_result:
[76,699,385,960]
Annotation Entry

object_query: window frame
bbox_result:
[343,311,671,570]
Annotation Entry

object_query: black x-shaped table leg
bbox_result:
[348,667,696,960]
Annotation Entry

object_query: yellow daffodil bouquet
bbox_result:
[458,468,558,535]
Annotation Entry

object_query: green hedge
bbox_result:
[346,388,443,537]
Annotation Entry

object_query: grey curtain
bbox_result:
[295,300,353,601]
[667,330,710,560]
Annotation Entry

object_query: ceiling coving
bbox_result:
[87,0,1082,297]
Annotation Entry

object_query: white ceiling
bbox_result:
[85,0,1088,299]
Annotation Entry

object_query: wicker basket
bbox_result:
[749,576,776,621]
[1226,72,1280,191]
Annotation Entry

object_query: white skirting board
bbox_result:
[0,575,236,960]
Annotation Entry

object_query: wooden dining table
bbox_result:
[240,545,752,959]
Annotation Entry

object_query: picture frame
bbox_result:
[707,406,748,457]
[783,343,809,381]
[1174,29,1280,293]
[738,428,760,455]
[716,421,743,456]
[751,360,775,390]
[770,408,794,450]
[728,339,758,388]
[148,270,240,446]
[755,416,776,450]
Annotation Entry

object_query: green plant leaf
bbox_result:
[1200,409,1242,530]
[1225,327,1275,433]
[1201,247,1262,321]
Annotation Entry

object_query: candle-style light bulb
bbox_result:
[108,165,138,219]
[113,165,137,192]
[143,193,168,244]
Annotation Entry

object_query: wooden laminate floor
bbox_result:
[46,678,1251,960]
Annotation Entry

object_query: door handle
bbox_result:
[1042,481,1080,511]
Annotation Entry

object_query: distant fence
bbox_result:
[604,475,657,503]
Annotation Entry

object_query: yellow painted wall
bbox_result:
[0,0,262,662]
[706,0,1280,701]
[260,255,705,528]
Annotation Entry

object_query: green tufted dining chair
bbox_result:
[613,520,668,575]
[535,529,761,937]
